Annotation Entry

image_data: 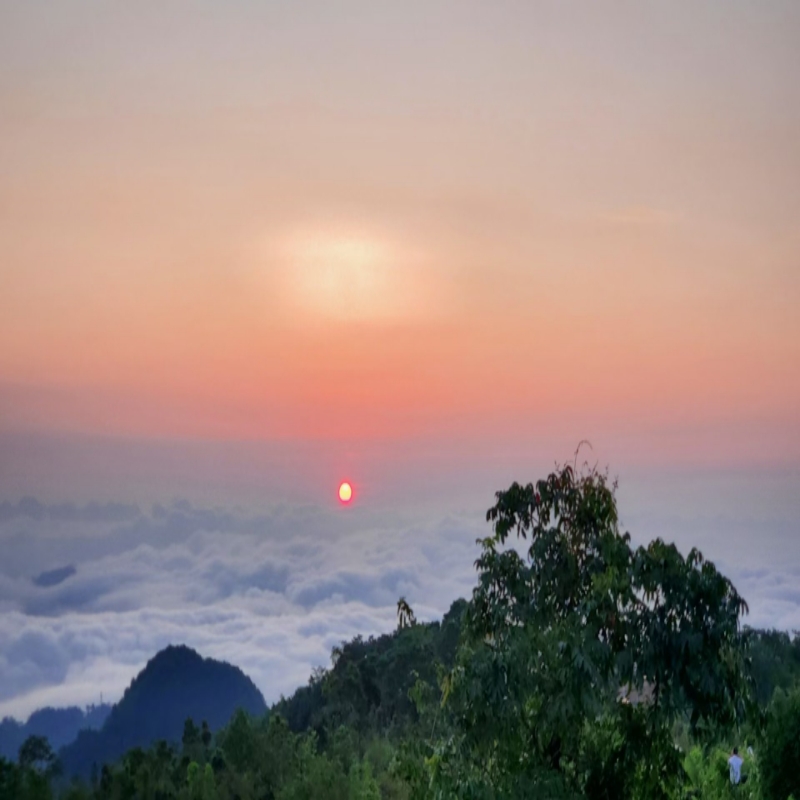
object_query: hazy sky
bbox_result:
[1,2,798,719]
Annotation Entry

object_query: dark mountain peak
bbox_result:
[139,643,204,673]
[119,643,265,712]
[127,645,260,697]
[152,643,199,660]
[60,645,266,776]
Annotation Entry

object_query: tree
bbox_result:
[1,736,56,800]
[183,718,201,748]
[683,744,761,800]
[0,756,23,800]
[18,736,55,773]
[348,758,381,800]
[744,628,800,706]
[760,686,800,800]
[397,598,417,629]
[201,721,212,749]
[186,761,217,800]
[429,463,750,799]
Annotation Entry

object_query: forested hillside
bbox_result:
[746,629,800,706]
[275,597,466,739]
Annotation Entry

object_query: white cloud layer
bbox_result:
[0,499,483,720]
[0,491,798,722]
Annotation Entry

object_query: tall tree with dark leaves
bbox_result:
[428,463,750,799]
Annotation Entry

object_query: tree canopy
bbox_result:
[426,463,750,799]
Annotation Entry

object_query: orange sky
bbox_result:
[1,2,798,470]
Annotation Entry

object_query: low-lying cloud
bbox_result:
[0,499,483,720]
[1,493,797,722]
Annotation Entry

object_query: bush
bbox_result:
[761,687,800,800]
[684,745,760,799]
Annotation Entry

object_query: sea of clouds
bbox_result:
[1,486,798,722]
[0,498,484,720]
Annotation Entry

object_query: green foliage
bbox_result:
[275,734,349,800]
[275,599,465,742]
[427,463,750,799]
[580,706,685,800]
[186,761,216,800]
[348,759,381,800]
[745,629,800,707]
[216,711,301,796]
[0,756,23,800]
[19,735,56,773]
[0,744,55,800]
[760,687,800,800]
[683,744,761,799]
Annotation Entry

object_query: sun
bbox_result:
[338,481,353,504]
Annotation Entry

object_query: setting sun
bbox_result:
[338,481,353,504]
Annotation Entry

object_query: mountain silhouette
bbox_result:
[60,644,266,776]
[0,704,110,760]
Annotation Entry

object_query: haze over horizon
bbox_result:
[1,1,798,721]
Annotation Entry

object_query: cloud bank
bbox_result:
[0,499,483,720]
[1,490,797,721]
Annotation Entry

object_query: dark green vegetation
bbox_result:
[758,688,800,800]
[2,465,799,799]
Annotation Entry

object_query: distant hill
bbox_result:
[60,645,266,777]
[0,704,110,760]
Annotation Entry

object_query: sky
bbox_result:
[0,1,798,720]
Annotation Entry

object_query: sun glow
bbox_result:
[338,481,353,504]
[275,228,430,323]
